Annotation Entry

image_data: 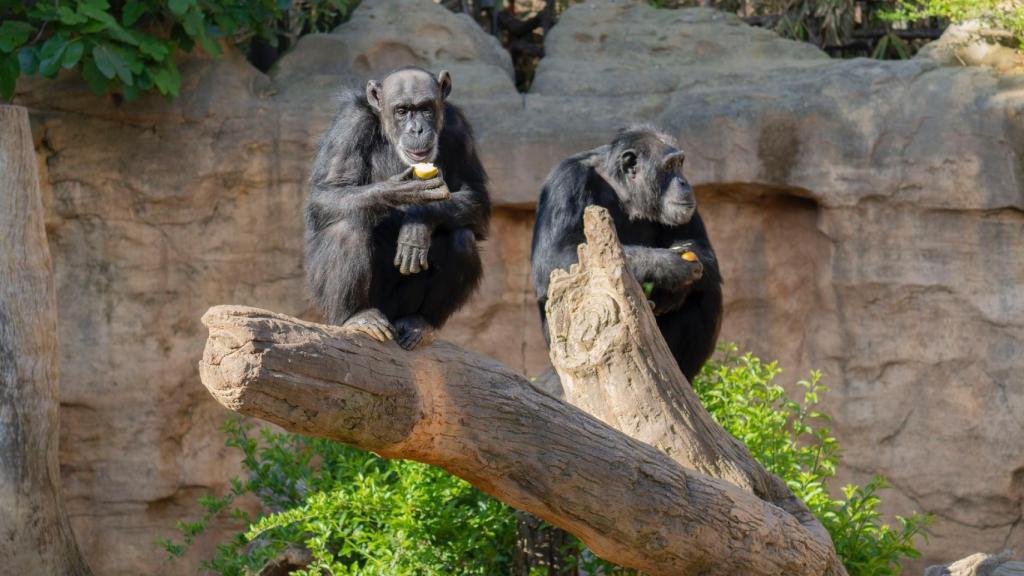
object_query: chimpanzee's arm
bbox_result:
[400,106,491,240]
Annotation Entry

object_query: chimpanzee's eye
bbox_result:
[395,107,408,117]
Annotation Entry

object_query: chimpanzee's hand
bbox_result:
[668,242,704,285]
[395,221,432,275]
[342,308,394,342]
[383,168,449,205]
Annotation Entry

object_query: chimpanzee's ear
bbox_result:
[620,149,638,176]
[437,70,452,101]
[366,79,383,112]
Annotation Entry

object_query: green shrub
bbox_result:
[885,0,1024,49]
[0,0,357,102]
[163,345,929,575]
[693,345,931,575]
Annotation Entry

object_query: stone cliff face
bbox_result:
[13,0,1024,573]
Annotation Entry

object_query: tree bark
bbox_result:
[0,105,93,575]
[199,205,847,576]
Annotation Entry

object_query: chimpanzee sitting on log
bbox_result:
[305,67,490,350]
[531,126,722,381]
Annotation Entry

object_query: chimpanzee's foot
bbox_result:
[342,308,394,343]
[394,315,434,350]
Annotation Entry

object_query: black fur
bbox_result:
[305,68,490,345]
[530,126,722,381]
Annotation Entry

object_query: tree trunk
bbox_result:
[0,104,93,575]
[198,205,847,576]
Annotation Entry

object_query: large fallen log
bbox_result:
[0,104,93,574]
[199,206,846,575]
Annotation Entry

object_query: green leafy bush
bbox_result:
[885,0,1024,48]
[0,0,357,101]
[159,418,516,575]
[164,345,929,575]
[693,345,931,575]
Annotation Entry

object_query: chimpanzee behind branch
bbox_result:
[531,126,723,381]
[305,67,491,350]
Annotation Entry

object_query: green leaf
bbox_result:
[91,44,128,82]
[151,62,181,97]
[57,6,89,25]
[0,52,18,100]
[122,0,148,26]
[180,9,203,36]
[168,0,192,17]
[81,58,109,94]
[38,34,68,77]
[61,40,85,69]
[17,46,38,75]
[77,3,119,28]
[0,21,35,53]
[133,33,169,61]
[77,20,109,34]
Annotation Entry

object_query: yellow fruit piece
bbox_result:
[413,163,439,179]
[681,251,698,262]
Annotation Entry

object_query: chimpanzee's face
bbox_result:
[367,68,452,166]
[615,136,695,227]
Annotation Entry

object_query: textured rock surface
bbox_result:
[12,0,1024,573]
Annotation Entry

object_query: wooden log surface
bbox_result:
[0,104,92,575]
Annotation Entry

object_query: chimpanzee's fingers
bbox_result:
[394,246,404,267]
[395,176,441,190]
[368,324,388,342]
[400,250,413,275]
[353,323,376,340]
[381,319,395,340]
[419,248,429,271]
[408,248,423,274]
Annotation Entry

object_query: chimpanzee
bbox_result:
[305,67,490,350]
[530,125,722,381]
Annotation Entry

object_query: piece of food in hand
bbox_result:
[642,282,655,297]
[412,162,439,179]
[681,251,698,262]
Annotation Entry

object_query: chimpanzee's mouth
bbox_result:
[406,148,432,162]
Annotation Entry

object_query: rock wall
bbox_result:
[13,0,1024,573]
